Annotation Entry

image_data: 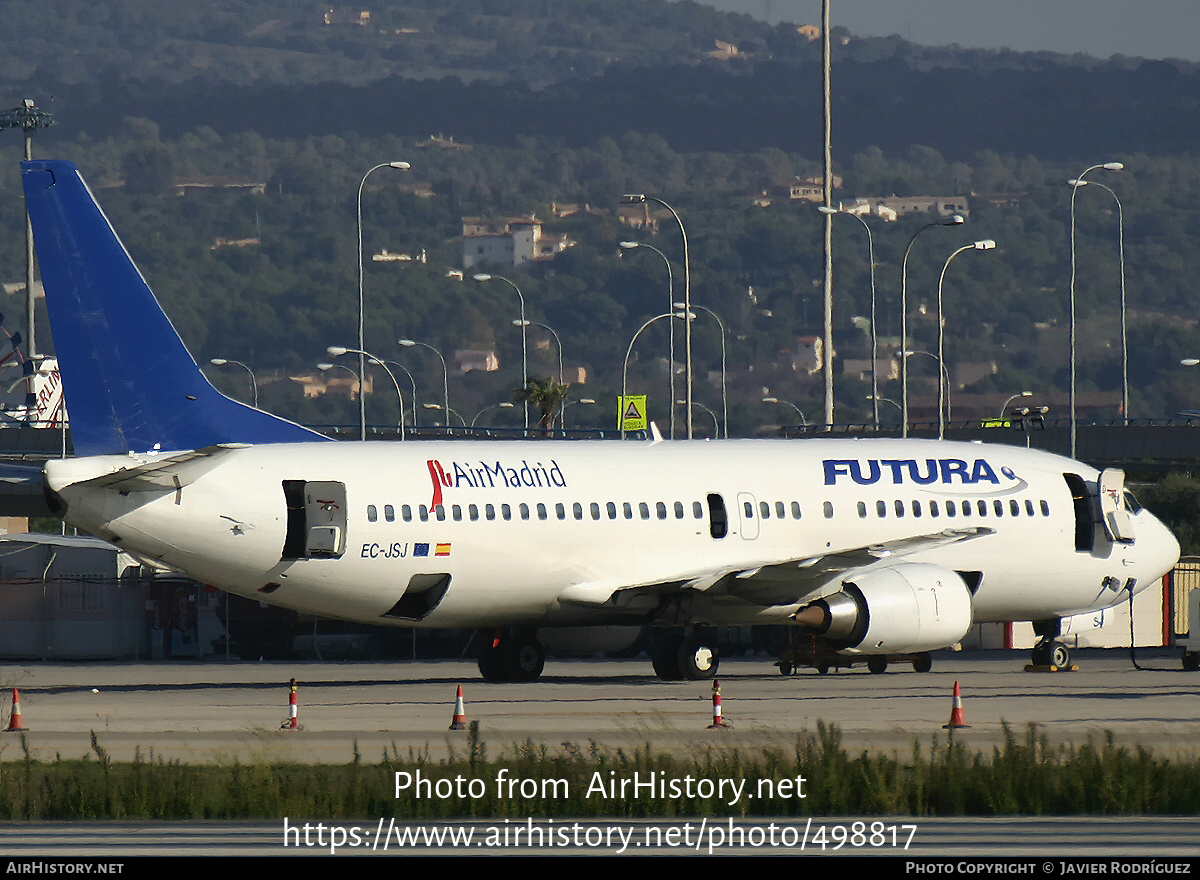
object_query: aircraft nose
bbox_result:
[1146,513,1181,579]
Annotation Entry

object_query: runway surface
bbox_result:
[2,649,1198,763]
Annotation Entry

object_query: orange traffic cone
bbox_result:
[707,679,730,729]
[449,685,467,730]
[5,687,25,732]
[943,680,970,729]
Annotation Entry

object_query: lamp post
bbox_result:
[423,403,465,427]
[209,358,258,408]
[620,194,693,438]
[1,99,54,358]
[512,320,562,385]
[897,350,951,430]
[1069,162,1123,455]
[674,302,726,438]
[356,161,410,440]
[936,240,996,439]
[818,206,878,427]
[677,400,719,438]
[622,313,680,439]
[900,214,965,436]
[762,397,807,427]
[471,401,515,428]
[1068,176,1128,425]
[999,391,1033,420]
[472,273,528,429]
[398,339,448,427]
[620,241,676,439]
[327,345,405,439]
[369,359,418,428]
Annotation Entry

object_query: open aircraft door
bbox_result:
[1098,468,1135,544]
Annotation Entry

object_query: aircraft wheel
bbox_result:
[507,634,545,682]
[867,656,888,675]
[651,630,684,680]
[816,661,830,675]
[1183,651,1200,671]
[1051,643,1071,668]
[677,634,719,680]
[912,652,933,673]
[477,639,508,683]
[778,661,793,676]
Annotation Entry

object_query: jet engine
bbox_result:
[793,563,973,655]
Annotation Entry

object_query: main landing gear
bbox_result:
[1030,618,1071,668]
[476,628,546,683]
[650,627,719,680]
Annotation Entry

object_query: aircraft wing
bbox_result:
[556,526,995,610]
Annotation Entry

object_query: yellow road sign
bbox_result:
[617,395,647,431]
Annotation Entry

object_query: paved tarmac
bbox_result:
[1,649,1198,764]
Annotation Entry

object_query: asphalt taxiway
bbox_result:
[2,650,1197,763]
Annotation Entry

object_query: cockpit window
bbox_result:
[1124,490,1143,514]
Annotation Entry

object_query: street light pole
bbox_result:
[675,302,726,438]
[327,345,405,440]
[473,274,528,430]
[620,195,692,438]
[356,161,410,441]
[622,313,677,439]
[1069,162,1123,456]
[900,215,965,437]
[208,358,258,408]
[819,206,878,427]
[398,339,449,429]
[936,240,996,439]
[1068,176,1128,425]
[762,396,807,427]
[619,241,676,439]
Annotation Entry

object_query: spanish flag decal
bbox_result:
[435,543,452,557]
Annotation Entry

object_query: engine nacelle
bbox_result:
[794,563,973,654]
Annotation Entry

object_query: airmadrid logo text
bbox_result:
[427,459,567,507]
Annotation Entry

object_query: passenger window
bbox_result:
[977,500,988,516]
[501,504,512,521]
[639,502,650,520]
[573,502,583,520]
[485,503,495,521]
[1040,500,1050,516]
[823,501,834,519]
[402,504,412,522]
[384,505,395,522]
[607,502,617,520]
[656,502,667,520]
[993,500,1004,517]
[776,501,786,518]
[469,504,479,521]
[759,501,770,519]
[367,505,378,523]
[894,500,905,518]
[555,503,565,520]
[623,502,633,519]
[744,501,754,518]
[693,501,704,519]
[435,505,446,521]
[419,505,429,522]
[537,503,547,521]
[520,503,530,521]
[590,502,600,520]
[452,505,462,521]
[791,501,802,519]
[962,500,972,517]
[1010,500,1020,516]
[945,501,956,518]
[1025,500,1035,516]
[911,500,922,518]
[929,501,939,518]
[674,501,685,519]
[857,501,867,518]
[876,500,887,518]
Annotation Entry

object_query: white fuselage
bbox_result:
[45,437,1180,632]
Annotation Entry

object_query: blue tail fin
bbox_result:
[21,160,329,456]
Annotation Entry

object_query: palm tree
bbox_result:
[512,377,570,434]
